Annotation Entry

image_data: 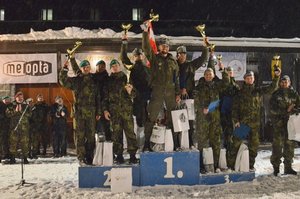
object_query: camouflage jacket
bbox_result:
[102,71,136,114]
[142,32,180,95]
[6,101,32,131]
[120,41,151,98]
[178,47,208,93]
[59,58,101,115]
[31,101,49,124]
[270,87,300,120]
[194,71,230,111]
[232,76,279,124]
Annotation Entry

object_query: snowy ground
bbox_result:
[1,147,300,199]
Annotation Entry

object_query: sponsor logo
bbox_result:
[3,60,52,76]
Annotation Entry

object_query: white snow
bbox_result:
[1,27,300,48]
[1,148,300,199]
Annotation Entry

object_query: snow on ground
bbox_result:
[0,148,300,199]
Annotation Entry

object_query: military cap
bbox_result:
[55,96,63,101]
[176,46,187,54]
[96,60,106,66]
[281,75,290,81]
[132,48,143,56]
[2,96,10,100]
[14,91,23,99]
[243,71,254,79]
[36,93,43,98]
[226,66,234,72]
[158,37,170,46]
[79,60,90,68]
[110,59,120,67]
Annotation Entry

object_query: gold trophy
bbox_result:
[66,41,82,58]
[149,9,159,22]
[121,23,133,35]
[195,24,215,51]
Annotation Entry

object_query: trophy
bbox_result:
[66,41,82,58]
[141,10,159,31]
[195,24,215,51]
[149,9,159,22]
[121,23,133,35]
[273,55,280,72]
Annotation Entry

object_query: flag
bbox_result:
[148,21,158,54]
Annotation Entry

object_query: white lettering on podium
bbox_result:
[103,170,111,186]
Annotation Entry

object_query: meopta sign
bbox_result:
[3,60,52,76]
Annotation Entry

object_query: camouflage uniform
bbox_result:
[220,76,240,149]
[178,45,208,147]
[230,76,279,169]
[269,86,300,172]
[30,101,49,156]
[120,40,151,128]
[142,32,180,150]
[6,101,32,159]
[59,58,100,163]
[0,100,11,158]
[102,71,138,157]
[194,70,230,168]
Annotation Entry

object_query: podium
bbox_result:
[78,151,255,188]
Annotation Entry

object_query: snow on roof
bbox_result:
[1,27,300,48]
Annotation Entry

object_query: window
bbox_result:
[41,9,53,21]
[132,8,143,21]
[0,9,4,21]
[90,8,100,21]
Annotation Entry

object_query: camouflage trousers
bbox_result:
[0,124,10,157]
[10,129,30,158]
[73,107,96,161]
[144,88,176,149]
[270,119,295,168]
[110,112,137,155]
[195,110,222,168]
[227,122,260,169]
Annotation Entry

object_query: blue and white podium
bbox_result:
[78,151,255,188]
[140,151,199,186]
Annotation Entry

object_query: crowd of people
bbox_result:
[0,92,68,164]
[1,23,299,177]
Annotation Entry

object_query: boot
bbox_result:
[129,154,138,164]
[23,158,29,164]
[115,154,125,164]
[9,157,16,164]
[284,165,297,175]
[273,166,280,176]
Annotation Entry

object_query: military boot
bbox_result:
[273,166,280,176]
[129,154,138,164]
[115,154,125,164]
[284,165,297,175]
[9,157,16,164]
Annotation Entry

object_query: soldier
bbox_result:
[269,75,300,176]
[6,92,32,164]
[59,58,101,165]
[50,96,69,157]
[94,60,111,141]
[120,35,151,150]
[142,23,181,151]
[30,94,49,158]
[103,59,138,164]
[230,69,280,170]
[194,64,229,172]
[176,41,209,147]
[0,96,11,160]
[219,67,240,150]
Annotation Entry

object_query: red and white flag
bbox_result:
[148,21,158,54]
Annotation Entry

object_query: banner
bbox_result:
[0,53,57,84]
[194,52,247,81]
